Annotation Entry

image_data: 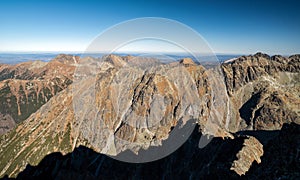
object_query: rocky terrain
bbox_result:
[0,54,77,134]
[222,53,300,132]
[5,122,296,180]
[0,53,299,179]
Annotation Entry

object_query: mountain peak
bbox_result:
[103,54,127,67]
[52,54,80,64]
[179,58,195,65]
[253,52,270,59]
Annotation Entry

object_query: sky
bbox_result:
[0,0,299,55]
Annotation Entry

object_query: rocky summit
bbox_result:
[0,53,299,179]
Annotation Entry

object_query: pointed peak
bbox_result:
[103,54,127,67]
[179,58,196,65]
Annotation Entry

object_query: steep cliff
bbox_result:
[222,52,300,131]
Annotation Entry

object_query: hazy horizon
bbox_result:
[0,51,245,64]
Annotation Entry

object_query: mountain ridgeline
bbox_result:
[0,55,77,134]
[0,53,299,179]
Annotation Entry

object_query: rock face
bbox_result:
[222,52,300,95]
[0,53,299,178]
[222,52,300,131]
[0,54,76,134]
[0,55,223,177]
[0,113,15,135]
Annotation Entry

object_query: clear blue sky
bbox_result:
[0,0,299,55]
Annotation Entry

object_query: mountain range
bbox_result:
[0,52,299,179]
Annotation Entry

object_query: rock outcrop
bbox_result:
[246,123,300,179]
[230,136,263,175]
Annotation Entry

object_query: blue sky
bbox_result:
[0,0,299,55]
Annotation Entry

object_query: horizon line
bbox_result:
[0,50,296,57]
[0,50,250,56]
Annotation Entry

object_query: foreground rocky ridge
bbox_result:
[9,123,300,180]
[0,53,299,178]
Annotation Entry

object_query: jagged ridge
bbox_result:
[0,53,299,178]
